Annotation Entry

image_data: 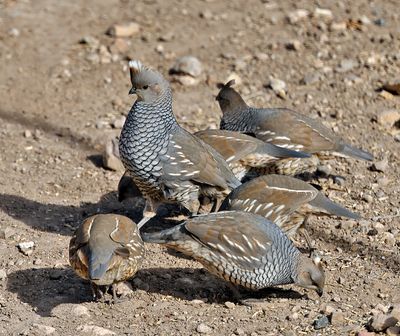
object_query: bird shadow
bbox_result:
[6,266,304,317]
[133,267,304,304]
[0,192,144,236]
[6,267,93,317]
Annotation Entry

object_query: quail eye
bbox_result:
[143,85,149,90]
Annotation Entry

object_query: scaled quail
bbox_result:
[142,211,325,298]
[119,61,240,228]
[69,214,144,301]
[220,175,360,244]
[195,129,316,181]
[216,80,373,175]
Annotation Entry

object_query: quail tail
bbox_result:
[341,144,373,161]
[309,192,360,219]
[88,250,113,280]
[264,144,311,159]
[141,225,185,244]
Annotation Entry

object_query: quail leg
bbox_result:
[90,283,103,301]
[299,215,314,253]
[138,200,158,229]
[210,197,223,213]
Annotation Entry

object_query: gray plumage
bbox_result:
[119,61,240,227]
[142,211,325,295]
[217,80,373,162]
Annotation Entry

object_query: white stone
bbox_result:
[77,325,115,336]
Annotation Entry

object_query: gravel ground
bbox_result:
[0,0,399,335]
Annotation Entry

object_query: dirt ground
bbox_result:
[0,0,399,335]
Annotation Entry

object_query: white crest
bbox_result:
[129,60,146,74]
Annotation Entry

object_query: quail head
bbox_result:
[195,129,315,181]
[221,174,360,245]
[69,214,144,301]
[216,80,373,168]
[119,61,240,228]
[142,211,325,298]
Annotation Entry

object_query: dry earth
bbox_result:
[0,0,399,335]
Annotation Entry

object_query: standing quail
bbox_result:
[69,214,144,301]
[142,211,325,298]
[220,174,360,242]
[119,61,240,228]
[195,129,316,181]
[216,80,373,175]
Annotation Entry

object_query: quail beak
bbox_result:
[215,95,221,101]
[316,287,323,297]
[129,87,136,95]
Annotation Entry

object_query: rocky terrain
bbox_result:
[0,0,399,335]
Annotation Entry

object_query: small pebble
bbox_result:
[24,130,32,138]
[0,227,16,240]
[314,315,330,330]
[302,72,320,85]
[285,40,302,51]
[371,158,388,173]
[224,301,235,309]
[72,304,91,318]
[287,9,309,24]
[17,241,34,256]
[314,8,333,20]
[235,328,245,335]
[31,324,56,335]
[0,269,7,280]
[103,138,124,171]
[172,75,199,86]
[336,59,358,73]
[170,56,202,77]
[196,323,212,334]
[376,110,400,128]
[363,195,373,203]
[77,325,115,336]
[369,313,398,332]
[107,22,140,37]
[8,28,20,37]
[331,311,345,325]
[116,281,134,297]
[112,116,126,129]
[268,78,286,98]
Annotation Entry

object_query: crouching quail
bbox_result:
[216,80,373,175]
[142,211,325,299]
[195,129,316,181]
[69,214,144,301]
[221,174,360,245]
[119,61,240,228]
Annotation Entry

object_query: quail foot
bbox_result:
[119,61,240,229]
[195,129,313,181]
[142,211,325,302]
[69,214,144,302]
[216,80,373,175]
[221,174,360,246]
